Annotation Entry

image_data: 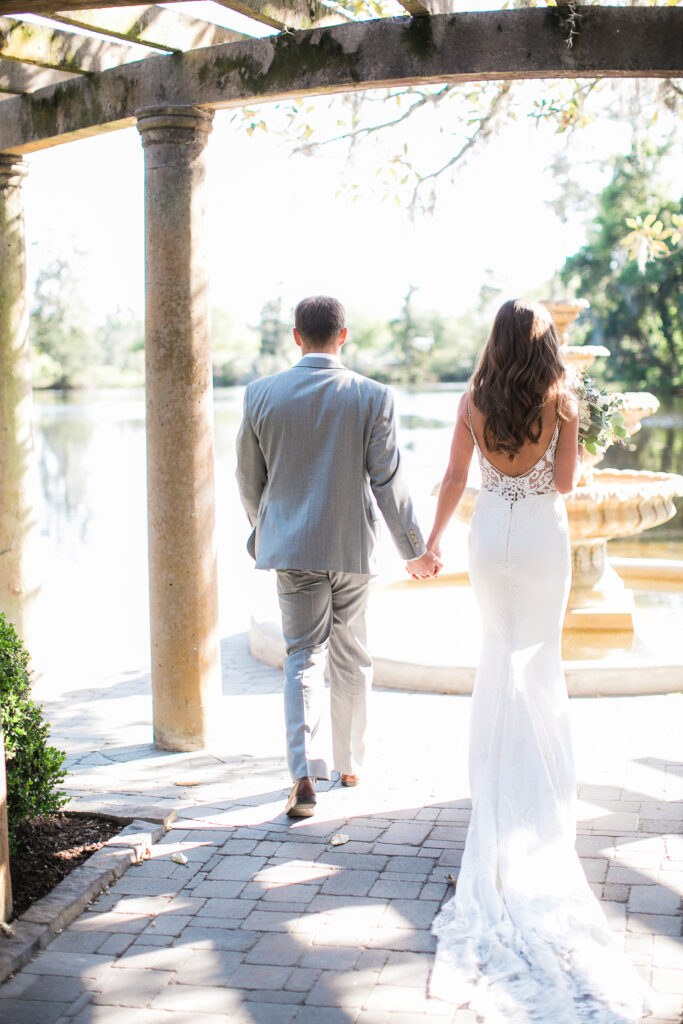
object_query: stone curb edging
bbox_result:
[0,807,177,985]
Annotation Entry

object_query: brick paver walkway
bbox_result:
[1,633,681,1024]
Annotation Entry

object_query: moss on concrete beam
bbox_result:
[0,57,82,94]
[48,5,247,55]
[0,14,149,73]
[0,6,681,154]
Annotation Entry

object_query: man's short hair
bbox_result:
[295,296,345,346]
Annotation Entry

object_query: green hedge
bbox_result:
[0,614,67,853]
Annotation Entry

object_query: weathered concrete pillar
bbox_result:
[136,106,220,751]
[0,155,39,647]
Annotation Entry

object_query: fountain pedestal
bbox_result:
[567,547,634,631]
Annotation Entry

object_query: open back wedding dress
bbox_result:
[429,402,647,1023]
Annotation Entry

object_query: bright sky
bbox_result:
[20,5,682,326]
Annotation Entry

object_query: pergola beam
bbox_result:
[0,6,681,153]
[45,6,247,54]
[0,0,195,13]
[0,15,151,72]
[213,0,340,31]
[396,0,466,13]
[0,56,81,92]
[395,0,430,17]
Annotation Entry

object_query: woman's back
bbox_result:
[466,388,580,496]
[468,396,558,478]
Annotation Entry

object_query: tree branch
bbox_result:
[408,81,513,213]
[293,84,455,153]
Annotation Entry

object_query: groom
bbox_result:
[236,296,440,817]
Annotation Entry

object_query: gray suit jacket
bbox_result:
[236,354,427,574]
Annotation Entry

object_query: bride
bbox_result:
[425,299,647,1023]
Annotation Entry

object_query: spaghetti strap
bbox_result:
[466,396,478,447]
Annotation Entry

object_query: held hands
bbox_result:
[406,549,443,580]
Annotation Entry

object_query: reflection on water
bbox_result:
[30,385,683,687]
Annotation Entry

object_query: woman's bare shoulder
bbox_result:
[456,390,470,420]
[558,387,579,421]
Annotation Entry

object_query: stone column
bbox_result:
[0,155,39,648]
[136,107,220,751]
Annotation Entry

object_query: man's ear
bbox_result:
[293,328,303,349]
[338,328,348,348]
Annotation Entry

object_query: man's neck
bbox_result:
[300,348,342,359]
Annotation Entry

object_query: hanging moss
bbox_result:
[546,4,583,50]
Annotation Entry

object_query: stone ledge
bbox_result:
[0,811,174,984]
[66,805,178,827]
[250,612,683,697]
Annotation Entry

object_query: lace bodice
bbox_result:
[468,400,559,503]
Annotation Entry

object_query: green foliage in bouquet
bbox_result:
[0,614,67,853]
[574,372,627,457]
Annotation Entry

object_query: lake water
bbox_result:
[30,386,683,689]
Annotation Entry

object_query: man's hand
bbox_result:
[406,550,443,580]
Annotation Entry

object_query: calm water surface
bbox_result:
[31,386,683,687]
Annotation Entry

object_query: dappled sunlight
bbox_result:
[3,700,680,1020]
[11,545,681,1021]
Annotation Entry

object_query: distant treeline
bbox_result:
[30,147,682,394]
[29,273,492,390]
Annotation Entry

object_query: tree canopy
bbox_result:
[561,144,683,392]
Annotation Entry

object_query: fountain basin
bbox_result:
[565,344,610,373]
[620,393,660,436]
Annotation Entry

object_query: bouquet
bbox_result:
[572,372,627,456]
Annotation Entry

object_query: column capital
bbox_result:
[0,154,28,189]
[136,106,214,147]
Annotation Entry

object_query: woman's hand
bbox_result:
[406,550,443,579]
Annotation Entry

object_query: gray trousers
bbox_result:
[276,569,373,782]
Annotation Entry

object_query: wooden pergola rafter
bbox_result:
[0,0,347,103]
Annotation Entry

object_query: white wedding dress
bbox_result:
[430,404,647,1023]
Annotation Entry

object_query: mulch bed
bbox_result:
[9,813,123,920]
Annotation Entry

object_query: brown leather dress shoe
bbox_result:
[285,777,316,818]
[341,773,359,787]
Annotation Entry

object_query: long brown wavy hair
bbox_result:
[470,298,567,459]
